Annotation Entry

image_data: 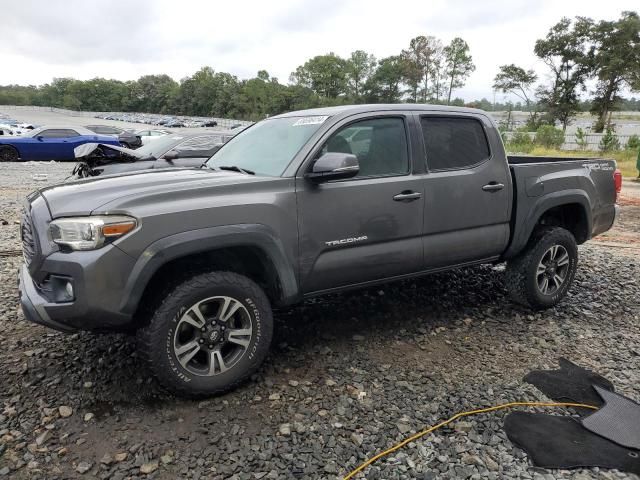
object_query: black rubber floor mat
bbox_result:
[505,412,640,474]
[581,385,640,450]
[524,358,614,409]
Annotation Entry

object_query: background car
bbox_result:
[85,124,142,149]
[0,126,121,162]
[74,131,235,176]
[136,129,171,145]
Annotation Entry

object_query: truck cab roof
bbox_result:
[272,103,488,119]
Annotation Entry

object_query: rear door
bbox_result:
[418,114,511,268]
[296,113,425,293]
[51,129,83,160]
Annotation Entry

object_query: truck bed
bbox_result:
[508,155,605,165]
[504,156,618,259]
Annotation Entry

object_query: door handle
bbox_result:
[393,191,422,202]
[482,182,505,192]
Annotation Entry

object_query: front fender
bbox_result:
[119,224,300,314]
[504,189,592,259]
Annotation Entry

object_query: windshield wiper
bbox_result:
[218,165,255,175]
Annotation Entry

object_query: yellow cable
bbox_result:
[342,401,598,480]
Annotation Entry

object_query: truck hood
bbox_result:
[40,167,257,217]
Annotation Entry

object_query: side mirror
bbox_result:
[305,152,359,182]
[36,136,44,141]
[163,150,179,161]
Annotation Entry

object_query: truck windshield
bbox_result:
[205,116,328,176]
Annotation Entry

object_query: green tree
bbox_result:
[493,64,538,127]
[174,67,240,116]
[535,124,565,148]
[344,50,376,101]
[534,17,593,131]
[131,75,179,113]
[364,56,405,103]
[400,35,442,102]
[575,127,589,150]
[626,134,640,150]
[232,71,296,120]
[290,53,348,99]
[599,126,620,151]
[443,37,475,105]
[506,129,535,153]
[589,11,640,132]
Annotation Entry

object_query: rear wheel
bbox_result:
[506,227,578,309]
[0,145,19,162]
[137,271,273,397]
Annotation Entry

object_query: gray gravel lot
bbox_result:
[0,163,639,480]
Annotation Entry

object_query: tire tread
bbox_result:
[506,226,577,309]
[137,271,272,398]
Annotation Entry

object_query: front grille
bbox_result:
[21,209,36,266]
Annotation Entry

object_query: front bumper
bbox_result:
[19,191,138,332]
[18,244,137,332]
[19,264,77,333]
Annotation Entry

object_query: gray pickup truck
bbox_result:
[18,104,620,397]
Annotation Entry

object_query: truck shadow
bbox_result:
[22,264,511,411]
[51,246,615,412]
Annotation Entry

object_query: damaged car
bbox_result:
[72,132,235,177]
[85,125,143,149]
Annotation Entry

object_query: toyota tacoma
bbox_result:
[18,105,621,397]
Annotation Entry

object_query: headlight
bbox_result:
[49,215,137,250]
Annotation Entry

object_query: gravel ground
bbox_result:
[1,163,639,480]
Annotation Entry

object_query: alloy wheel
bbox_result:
[173,296,253,376]
[536,244,570,295]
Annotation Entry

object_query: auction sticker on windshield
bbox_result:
[292,116,329,126]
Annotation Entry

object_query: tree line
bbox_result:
[494,11,640,132]
[0,34,474,122]
[0,11,638,128]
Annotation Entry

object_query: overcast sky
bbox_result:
[1,0,637,101]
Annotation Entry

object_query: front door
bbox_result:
[296,114,425,294]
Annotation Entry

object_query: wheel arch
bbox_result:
[505,190,592,259]
[120,224,300,321]
[0,143,21,160]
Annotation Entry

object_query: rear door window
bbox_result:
[420,117,490,171]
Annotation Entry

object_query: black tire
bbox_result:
[0,145,19,162]
[120,142,130,149]
[137,271,273,398]
[505,226,578,309]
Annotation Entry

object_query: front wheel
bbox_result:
[138,271,273,397]
[506,227,578,309]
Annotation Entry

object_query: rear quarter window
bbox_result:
[39,129,80,138]
[421,117,490,171]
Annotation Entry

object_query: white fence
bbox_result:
[502,130,638,150]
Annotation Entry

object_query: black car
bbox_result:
[73,132,235,177]
[85,125,142,149]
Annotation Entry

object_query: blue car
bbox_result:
[0,126,121,162]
